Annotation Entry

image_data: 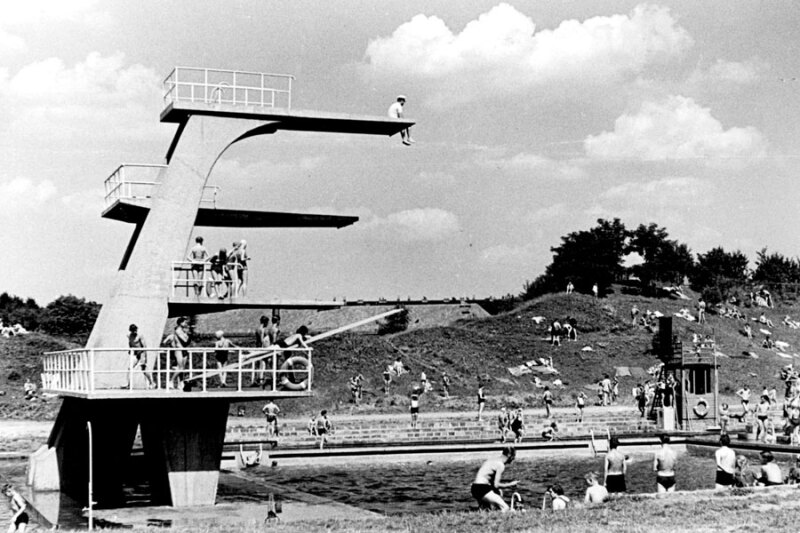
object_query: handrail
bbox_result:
[103,164,220,209]
[41,346,312,394]
[171,260,248,299]
[163,67,294,110]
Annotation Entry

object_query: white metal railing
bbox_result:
[171,261,248,299]
[103,164,220,209]
[163,67,294,110]
[41,347,312,394]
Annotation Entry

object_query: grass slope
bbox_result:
[2,287,798,420]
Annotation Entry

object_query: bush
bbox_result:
[39,295,100,338]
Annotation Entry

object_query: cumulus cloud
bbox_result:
[363,3,692,104]
[480,243,537,267]
[365,208,461,242]
[0,53,166,143]
[584,96,766,161]
[0,178,57,214]
[0,1,108,58]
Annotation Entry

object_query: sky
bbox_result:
[2,0,800,305]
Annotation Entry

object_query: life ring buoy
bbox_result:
[279,356,313,391]
[693,399,709,418]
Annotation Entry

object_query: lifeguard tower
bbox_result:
[653,316,720,430]
[34,67,414,508]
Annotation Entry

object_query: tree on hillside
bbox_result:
[626,223,694,293]
[39,295,100,337]
[0,293,41,330]
[691,247,750,303]
[752,248,800,286]
[523,218,628,299]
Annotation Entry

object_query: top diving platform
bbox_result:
[160,67,414,135]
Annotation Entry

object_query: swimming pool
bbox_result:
[229,451,725,515]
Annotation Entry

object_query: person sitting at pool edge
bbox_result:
[471,446,518,512]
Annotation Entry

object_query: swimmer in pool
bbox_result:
[470,447,518,512]
[653,434,677,493]
[584,472,609,504]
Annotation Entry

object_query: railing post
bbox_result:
[202,352,207,392]
[272,350,277,392]
[128,349,133,391]
[237,351,243,391]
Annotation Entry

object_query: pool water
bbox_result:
[234,452,723,515]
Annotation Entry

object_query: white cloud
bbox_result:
[584,95,766,162]
[0,53,166,144]
[480,243,537,267]
[365,208,460,242]
[363,3,692,104]
[0,1,108,58]
[0,178,57,214]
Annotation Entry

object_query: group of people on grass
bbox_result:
[186,235,249,299]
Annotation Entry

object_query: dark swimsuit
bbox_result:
[656,475,675,490]
[716,470,735,486]
[605,474,626,493]
[471,484,495,501]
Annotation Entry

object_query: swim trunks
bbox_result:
[605,474,626,493]
[656,475,675,490]
[716,470,735,486]
[15,512,29,526]
[471,483,495,501]
[410,406,419,414]
[265,414,277,423]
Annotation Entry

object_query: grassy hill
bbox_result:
[3,287,799,420]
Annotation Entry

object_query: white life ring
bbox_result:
[279,356,312,391]
[693,398,709,418]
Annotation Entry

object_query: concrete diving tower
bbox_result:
[35,67,414,509]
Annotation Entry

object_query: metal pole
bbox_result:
[87,420,94,531]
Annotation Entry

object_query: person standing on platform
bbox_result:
[388,95,414,145]
[127,324,153,389]
[214,330,236,387]
[253,315,270,387]
[165,317,191,390]
[187,236,209,296]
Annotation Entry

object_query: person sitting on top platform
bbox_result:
[388,95,414,146]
